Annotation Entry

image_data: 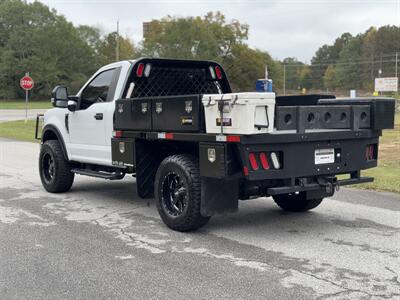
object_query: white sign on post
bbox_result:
[374,77,398,92]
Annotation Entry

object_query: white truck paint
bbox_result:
[44,60,134,166]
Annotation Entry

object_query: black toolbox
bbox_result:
[115,98,152,131]
[318,97,395,130]
[114,94,205,133]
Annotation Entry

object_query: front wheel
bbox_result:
[155,154,210,232]
[273,192,323,212]
[39,140,74,193]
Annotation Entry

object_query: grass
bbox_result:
[0,114,398,193]
[0,120,39,143]
[356,114,400,193]
[0,100,52,109]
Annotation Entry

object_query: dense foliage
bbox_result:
[288,28,400,93]
[0,0,399,99]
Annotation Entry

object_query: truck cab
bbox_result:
[43,61,131,166]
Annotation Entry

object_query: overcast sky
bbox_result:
[37,0,400,62]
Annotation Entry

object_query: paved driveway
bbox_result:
[0,109,48,122]
[0,138,399,299]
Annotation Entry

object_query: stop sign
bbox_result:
[20,75,34,90]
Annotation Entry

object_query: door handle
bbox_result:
[94,113,103,120]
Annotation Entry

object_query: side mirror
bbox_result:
[51,86,68,108]
[67,100,77,112]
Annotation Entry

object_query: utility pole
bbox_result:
[395,52,398,78]
[283,64,286,95]
[116,20,120,62]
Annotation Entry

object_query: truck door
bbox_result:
[68,68,119,165]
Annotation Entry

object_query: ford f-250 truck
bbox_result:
[36,58,395,231]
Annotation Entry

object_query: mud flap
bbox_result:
[200,177,239,217]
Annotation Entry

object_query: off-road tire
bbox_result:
[155,154,210,232]
[39,140,74,193]
[273,192,323,212]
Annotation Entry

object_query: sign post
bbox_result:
[19,73,34,123]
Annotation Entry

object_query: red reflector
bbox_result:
[165,133,174,140]
[215,66,222,79]
[114,130,123,138]
[226,135,241,143]
[243,166,249,176]
[259,152,270,170]
[366,145,375,161]
[249,153,259,170]
[369,145,374,160]
[136,63,145,77]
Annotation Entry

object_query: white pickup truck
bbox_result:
[37,58,395,231]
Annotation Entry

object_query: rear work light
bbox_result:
[270,152,281,169]
[209,66,216,79]
[136,63,145,77]
[259,152,270,170]
[249,153,259,170]
[214,66,222,79]
[144,63,151,77]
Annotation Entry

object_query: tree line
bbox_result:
[0,0,399,100]
[284,27,400,93]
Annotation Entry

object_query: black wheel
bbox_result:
[39,140,74,193]
[155,154,210,232]
[273,192,323,212]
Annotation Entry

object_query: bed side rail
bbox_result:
[275,98,395,133]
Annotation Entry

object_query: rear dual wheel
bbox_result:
[273,192,323,212]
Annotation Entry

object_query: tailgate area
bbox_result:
[239,136,379,181]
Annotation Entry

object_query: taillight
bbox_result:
[259,152,269,170]
[136,63,145,77]
[249,153,259,170]
[215,66,222,79]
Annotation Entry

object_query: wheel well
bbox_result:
[135,140,197,198]
[41,126,69,161]
[42,130,58,142]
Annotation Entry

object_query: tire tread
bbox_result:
[155,154,210,232]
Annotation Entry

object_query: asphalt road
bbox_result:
[0,138,399,300]
[0,109,48,122]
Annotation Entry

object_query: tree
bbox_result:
[140,12,248,62]
[281,57,308,91]
[0,0,98,98]
[309,33,353,89]
[323,64,337,90]
[334,35,364,90]
[98,32,136,65]
[139,12,281,91]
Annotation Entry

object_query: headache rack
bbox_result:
[124,58,232,98]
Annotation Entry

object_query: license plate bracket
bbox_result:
[315,148,335,165]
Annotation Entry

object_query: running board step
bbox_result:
[71,168,125,180]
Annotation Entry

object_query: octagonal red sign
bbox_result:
[20,76,34,90]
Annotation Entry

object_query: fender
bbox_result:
[41,124,69,161]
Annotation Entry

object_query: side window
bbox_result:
[80,69,116,109]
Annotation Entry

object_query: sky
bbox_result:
[37,0,400,62]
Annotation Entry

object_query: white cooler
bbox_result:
[202,92,275,135]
